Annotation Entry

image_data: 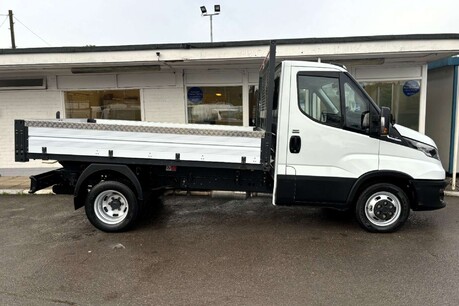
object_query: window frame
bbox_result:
[0,77,46,90]
[63,88,142,121]
[296,71,380,134]
[184,85,244,126]
[296,71,343,128]
[340,73,381,135]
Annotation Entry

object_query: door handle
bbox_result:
[289,135,301,153]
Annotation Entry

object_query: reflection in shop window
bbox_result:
[65,90,141,121]
[361,80,420,130]
[187,86,243,126]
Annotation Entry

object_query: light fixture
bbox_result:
[200,4,221,42]
[215,92,222,97]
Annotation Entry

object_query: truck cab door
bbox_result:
[275,66,380,206]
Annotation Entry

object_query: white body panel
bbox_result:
[273,61,445,205]
[380,128,445,180]
[394,124,436,147]
[282,63,379,179]
[27,119,262,165]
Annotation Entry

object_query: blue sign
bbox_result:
[187,87,203,104]
[403,81,420,97]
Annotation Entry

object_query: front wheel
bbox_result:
[355,183,410,233]
[85,181,140,232]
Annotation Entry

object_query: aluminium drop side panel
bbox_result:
[26,120,263,165]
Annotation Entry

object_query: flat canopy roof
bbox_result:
[1,34,459,71]
[2,33,459,54]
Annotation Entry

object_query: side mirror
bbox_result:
[380,107,391,136]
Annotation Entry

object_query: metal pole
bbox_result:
[209,15,213,42]
[8,10,16,49]
[418,65,428,134]
[452,66,459,190]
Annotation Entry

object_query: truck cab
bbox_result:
[270,60,446,231]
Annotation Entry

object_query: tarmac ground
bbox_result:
[0,193,458,305]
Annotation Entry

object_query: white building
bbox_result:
[1,34,459,174]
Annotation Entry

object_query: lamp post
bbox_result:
[200,5,220,42]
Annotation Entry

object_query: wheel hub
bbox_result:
[94,190,129,225]
[364,191,401,227]
[108,197,123,211]
[373,200,396,221]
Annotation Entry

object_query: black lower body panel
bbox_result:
[411,179,446,211]
[276,175,355,207]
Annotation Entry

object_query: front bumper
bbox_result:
[411,179,446,211]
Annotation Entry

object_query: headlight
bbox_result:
[405,138,439,160]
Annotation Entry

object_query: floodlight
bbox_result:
[200,4,221,42]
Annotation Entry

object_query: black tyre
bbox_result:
[355,183,410,233]
[85,181,140,232]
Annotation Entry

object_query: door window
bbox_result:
[297,75,341,128]
[344,81,370,132]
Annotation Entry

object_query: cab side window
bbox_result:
[344,81,370,132]
[298,75,342,128]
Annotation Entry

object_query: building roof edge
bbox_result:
[2,33,459,55]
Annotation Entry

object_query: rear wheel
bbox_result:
[355,183,410,233]
[85,181,140,232]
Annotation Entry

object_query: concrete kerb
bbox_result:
[0,188,54,195]
[444,177,459,197]
[445,190,459,197]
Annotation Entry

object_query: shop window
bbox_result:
[361,80,420,130]
[64,89,141,121]
[187,86,243,126]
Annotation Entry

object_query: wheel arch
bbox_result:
[74,164,143,210]
[346,171,415,208]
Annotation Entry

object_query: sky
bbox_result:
[0,0,458,48]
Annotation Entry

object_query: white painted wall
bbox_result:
[355,65,422,80]
[426,66,454,171]
[185,70,243,84]
[143,87,186,123]
[0,90,62,169]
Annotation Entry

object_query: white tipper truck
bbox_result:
[14,42,446,233]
